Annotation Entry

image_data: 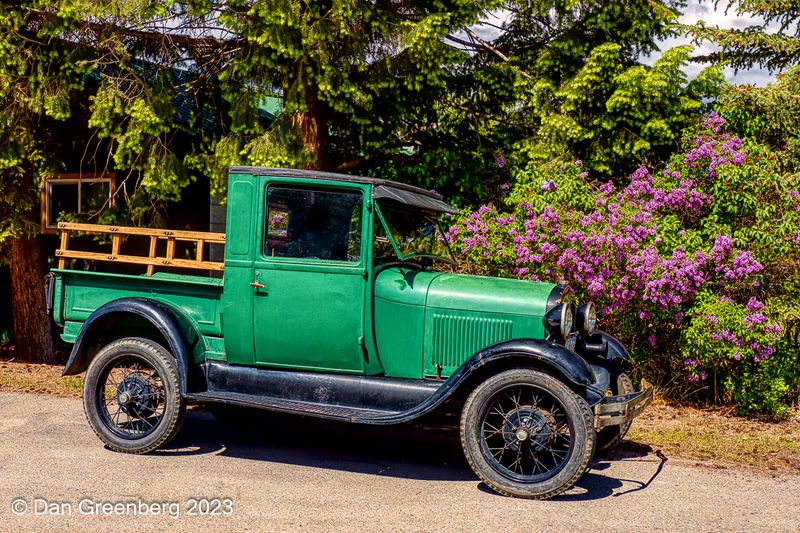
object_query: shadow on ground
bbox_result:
[155,407,663,499]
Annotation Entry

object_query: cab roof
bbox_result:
[228,166,459,215]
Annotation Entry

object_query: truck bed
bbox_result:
[51,269,224,344]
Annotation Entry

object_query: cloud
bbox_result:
[646,0,776,86]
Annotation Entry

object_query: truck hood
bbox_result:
[427,272,555,316]
[374,267,555,317]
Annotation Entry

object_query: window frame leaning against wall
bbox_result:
[40,173,116,234]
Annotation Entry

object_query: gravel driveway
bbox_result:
[0,391,798,532]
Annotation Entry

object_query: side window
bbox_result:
[373,215,394,259]
[265,186,363,262]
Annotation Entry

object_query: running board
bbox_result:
[186,361,445,424]
[186,391,402,423]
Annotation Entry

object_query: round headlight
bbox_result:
[561,303,574,339]
[577,302,597,335]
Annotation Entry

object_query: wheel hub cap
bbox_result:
[116,375,158,417]
[503,408,551,451]
[117,390,132,405]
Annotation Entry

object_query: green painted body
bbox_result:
[51,170,557,380]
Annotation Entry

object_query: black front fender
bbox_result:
[575,330,632,364]
[462,338,598,389]
[375,338,605,424]
[62,298,192,395]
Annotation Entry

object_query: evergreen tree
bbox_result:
[386,0,724,195]
[687,1,800,71]
[0,1,497,359]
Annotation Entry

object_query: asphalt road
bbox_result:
[0,392,798,533]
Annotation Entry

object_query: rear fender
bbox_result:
[61,298,194,395]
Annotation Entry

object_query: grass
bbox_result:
[62,376,84,389]
[624,397,800,473]
[0,357,84,397]
[0,373,35,389]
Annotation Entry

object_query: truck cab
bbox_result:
[52,167,651,500]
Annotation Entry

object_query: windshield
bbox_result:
[375,201,454,263]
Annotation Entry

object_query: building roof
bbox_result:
[228,167,459,215]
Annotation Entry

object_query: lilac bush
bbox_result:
[682,291,789,415]
[447,113,800,413]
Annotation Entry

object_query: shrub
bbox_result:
[681,291,790,416]
[448,112,800,415]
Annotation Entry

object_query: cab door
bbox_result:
[251,180,369,373]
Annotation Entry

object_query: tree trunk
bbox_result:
[293,86,330,171]
[8,234,55,363]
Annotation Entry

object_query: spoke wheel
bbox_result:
[97,356,166,439]
[479,384,572,483]
[461,369,595,499]
[83,338,185,454]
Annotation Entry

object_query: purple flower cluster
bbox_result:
[743,313,767,328]
[764,323,784,336]
[683,132,745,178]
[458,209,491,255]
[754,346,775,362]
[698,292,785,373]
[702,112,725,134]
[620,166,710,215]
[745,297,764,311]
[453,158,762,321]
[687,370,708,383]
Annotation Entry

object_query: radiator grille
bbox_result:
[431,313,513,369]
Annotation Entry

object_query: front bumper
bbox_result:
[593,387,653,429]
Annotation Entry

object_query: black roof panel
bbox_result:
[228,166,458,214]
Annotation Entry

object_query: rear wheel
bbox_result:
[83,338,185,454]
[460,369,595,499]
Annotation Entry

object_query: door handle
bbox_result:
[249,281,265,289]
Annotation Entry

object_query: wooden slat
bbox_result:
[55,249,225,271]
[55,222,225,243]
[55,221,225,275]
[147,236,157,276]
[58,232,69,269]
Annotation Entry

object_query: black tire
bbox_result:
[595,372,635,455]
[83,337,186,454]
[460,369,595,499]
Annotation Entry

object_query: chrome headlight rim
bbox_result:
[577,302,597,336]
[560,302,575,340]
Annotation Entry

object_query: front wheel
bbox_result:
[460,369,595,499]
[83,338,185,454]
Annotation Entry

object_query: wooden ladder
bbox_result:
[55,222,225,275]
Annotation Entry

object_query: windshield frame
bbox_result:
[374,201,456,264]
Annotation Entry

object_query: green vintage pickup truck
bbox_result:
[49,167,651,499]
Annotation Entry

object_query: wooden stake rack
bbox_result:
[55,222,225,275]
